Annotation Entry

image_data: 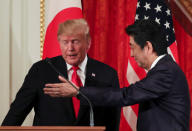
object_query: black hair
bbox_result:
[125,20,168,56]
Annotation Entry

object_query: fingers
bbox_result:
[58,75,68,83]
[45,83,62,88]
[44,83,75,97]
[44,83,62,97]
[43,76,78,98]
[58,75,79,90]
[44,87,59,96]
[43,86,59,92]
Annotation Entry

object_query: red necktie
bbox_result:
[71,66,83,118]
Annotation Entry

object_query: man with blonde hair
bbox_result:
[2,19,121,131]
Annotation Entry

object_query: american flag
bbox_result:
[123,0,178,130]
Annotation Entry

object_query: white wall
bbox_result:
[0,0,11,124]
[0,0,40,125]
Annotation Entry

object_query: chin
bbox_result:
[66,60,77,65]
[69,62,79,66]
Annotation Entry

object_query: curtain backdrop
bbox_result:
[173,17,192,130]
[82,0,138,130]
[82,0,192,130]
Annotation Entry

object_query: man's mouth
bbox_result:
[68,54,77,58]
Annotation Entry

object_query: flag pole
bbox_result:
[40,0,45,59]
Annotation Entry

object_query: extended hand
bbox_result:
[43,76,79,97]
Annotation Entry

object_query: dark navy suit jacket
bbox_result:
[80,55,190,131]
[2,56,121,131]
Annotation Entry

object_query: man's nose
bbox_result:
[68,42,74,50]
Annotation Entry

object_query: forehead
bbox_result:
[129,36,142,49]
[59,33,85,39]
[129,36,136,45]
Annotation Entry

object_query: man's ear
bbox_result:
[87,38,91,50]
[145,41,153,54]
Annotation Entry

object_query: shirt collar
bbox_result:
[66,55,88,72]
[150,54,166,70]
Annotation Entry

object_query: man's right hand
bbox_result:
[43,75,79,97]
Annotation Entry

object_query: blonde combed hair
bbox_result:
[57,18,90,41]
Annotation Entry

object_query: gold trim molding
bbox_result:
[179,0,192,16]
[40,0,45,59]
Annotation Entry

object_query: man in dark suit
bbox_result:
[45,20,190,131]
[2,19,121,131]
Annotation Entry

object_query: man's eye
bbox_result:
[72,40,80,44]
[62,41,68,45]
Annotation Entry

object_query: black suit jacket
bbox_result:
[2,56,121,131]
[80,55,190,131]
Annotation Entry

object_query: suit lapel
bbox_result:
[54,56,68,79]
[85,57,97,86]
[77,57,97,122]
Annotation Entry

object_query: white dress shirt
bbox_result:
[66,55,88,86]
[150,54,166,70]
